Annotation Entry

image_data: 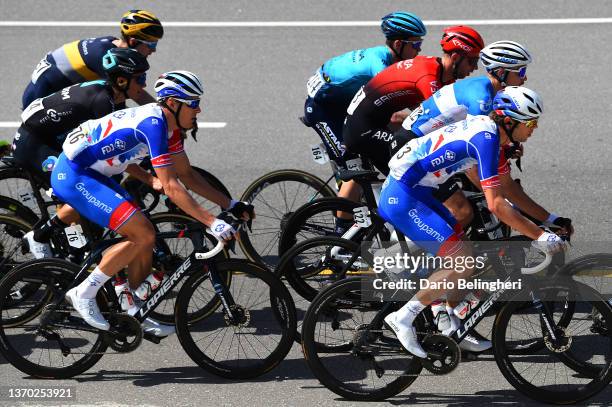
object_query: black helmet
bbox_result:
[102,47,150,83]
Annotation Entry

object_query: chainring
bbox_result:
[421,334,461,375]
[107,314,143,353]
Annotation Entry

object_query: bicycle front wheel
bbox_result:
[239,169,336,268]
[175,259,296,379]
[493,280,612,404]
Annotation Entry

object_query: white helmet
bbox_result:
[492,86,543,122]
[480,41,532,71]
[154,70,203,101]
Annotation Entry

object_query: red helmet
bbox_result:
[440,25,484,57]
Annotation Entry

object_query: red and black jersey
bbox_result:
[348,56,450,128]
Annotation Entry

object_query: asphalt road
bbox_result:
[0,1,611,406]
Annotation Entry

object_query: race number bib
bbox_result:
[31,57,52,84]
[306,71,325,98]
[64,224,87,249]
[21,98,45,123]
[402,105,424,130]
[62,127,90,160]
[353,206,372,228]
[346,87,366,116]
[311,143,329,165]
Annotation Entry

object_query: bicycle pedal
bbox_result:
[143,332,162,344]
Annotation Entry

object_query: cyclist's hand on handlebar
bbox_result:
[552,216,574,237]
[211,218,237,242]
[535,231,568,254]
[228,200,256,231]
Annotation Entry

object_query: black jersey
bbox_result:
[20,80,117,147]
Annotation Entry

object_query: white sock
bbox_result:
[395,298,426,326]
[77,267,111,299]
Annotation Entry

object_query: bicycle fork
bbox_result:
[206,262,240,324]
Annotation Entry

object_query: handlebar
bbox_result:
[194,213,246,259]
[520,243,554,275]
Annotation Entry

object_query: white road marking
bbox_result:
[0,18,611,27]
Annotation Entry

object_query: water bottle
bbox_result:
[431,300,450,332]
[134,271,166,300]
[453,292,481,319]
[113,276,134,312]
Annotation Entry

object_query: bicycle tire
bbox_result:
[301,277,422,401]
[0,166,49,219]
[238,169,336,268]
[145,212,230,324]
[0,214,36,295]
[278,197,362,256]
[175,259,296,379]
[0,195,39,225]
[0,258,108,379]
[493,280,612,404]
[276,236,365,344]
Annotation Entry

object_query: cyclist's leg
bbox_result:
[12,127,58,188]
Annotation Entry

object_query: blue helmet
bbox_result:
[492,86,543,122]
[381,12,427,40]
[154,70,203,101]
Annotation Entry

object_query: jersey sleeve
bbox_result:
[168,129,185,155]
[135,116,172,168]
[468,131,501,189]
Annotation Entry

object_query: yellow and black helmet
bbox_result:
[120,9,164,42]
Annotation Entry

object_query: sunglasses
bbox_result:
[401,39,423,50]
[135,73,147,86]
[176,98,201,109]
[508,65,527,79]
[524,118,538,128]
[135,39,157,50]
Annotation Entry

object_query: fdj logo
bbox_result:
[114,139,126,150]
[444,150,456,161]
[215,224,225,232]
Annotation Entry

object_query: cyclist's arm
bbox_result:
[172,151,232,209]
[125,164,156,186]
[499,172,550,222]
[483,187,543,240]
[155,164,217,227]
[132,89,156,105]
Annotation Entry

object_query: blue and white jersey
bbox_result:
[389,115,508,190]
[306,46,394,108]
[406,76,495,137]
[62,103,183,177]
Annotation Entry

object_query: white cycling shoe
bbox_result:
[459,333,492,353]
[23,231,53,259]
[65,288,110,331]
[142,318,175,338]
[384,312,427,359]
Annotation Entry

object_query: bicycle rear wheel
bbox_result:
[493,281,612,404]
[0,259,108,379]
[175,259,296,379]
[301,277,422,401]
[239,169,336,269]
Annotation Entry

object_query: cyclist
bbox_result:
[22,9,163,109]
[336,26,484,232]
[404,40,572,234]
[378,87,568,358]
[303,11,426,176]
[15,48,150,259]
[47,71,254,336]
